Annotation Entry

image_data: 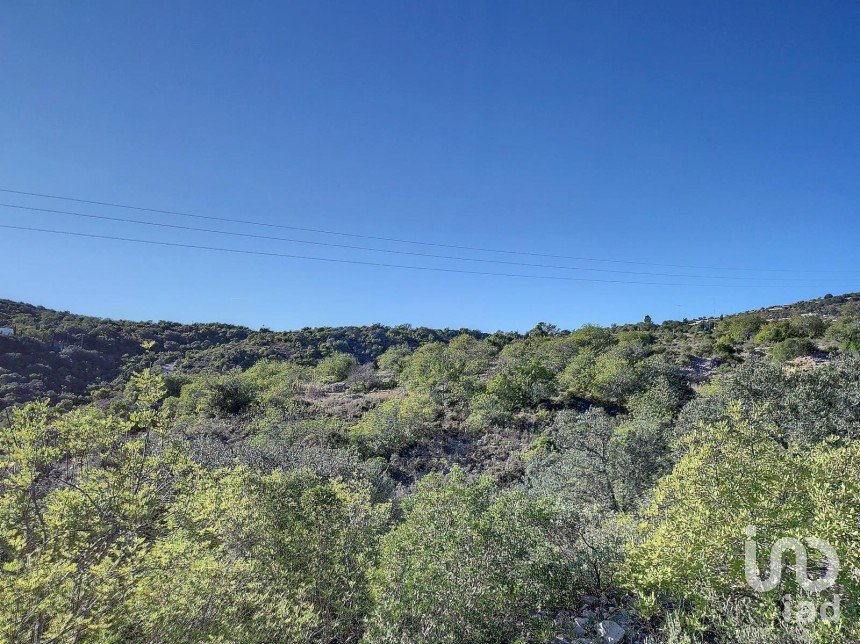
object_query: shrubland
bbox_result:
[1,293,859,642]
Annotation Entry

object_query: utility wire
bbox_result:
[0,187,846,274]
[0,202,832,283]
[0,223,804,288]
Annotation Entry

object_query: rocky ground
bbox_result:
[537,595,647,643]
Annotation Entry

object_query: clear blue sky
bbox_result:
[1,1,857,332]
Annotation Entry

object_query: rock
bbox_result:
[596,619,626,643]
[552,636,572,644]
[582,594,599,606]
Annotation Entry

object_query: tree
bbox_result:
[376,344,413,373]
[716,314,766,344]
[0,371,392,643]
[400,336,495,406]
[825,313,860,354]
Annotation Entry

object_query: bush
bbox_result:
[825,318,860,353]
[128,468,390,643]
[400,336,496,406]
[376,344,413,373]
[754,321,793,343]
[623,407,860,641]
[0,373,392,643]
[558,347,599,396]
[486,359,556,411]
[312,352,359,383]
[716,314,765,344]
[366,469,569,643]
[349,392,437,455]
[464,392,511,433]
[177,371,258,417]
[568,324,615,352]
[771,337,816,363]
[790,315,827,338]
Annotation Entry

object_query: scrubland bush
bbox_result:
[464,392,511,433]
[623,407,860,642]
[312,351,359,383]
[399,335,496,406]
[771,337,816,362]
[487,358,556,410]
[716,314,765,344]
[349,392,437,455]
[366,469,570,643]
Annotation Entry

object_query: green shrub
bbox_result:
[716,314,765,344]
[623,407,860,641]
[771,337,816,363]
[177,371,257,417]
[464,392,511,433]
[312,352,359,383]
[825,319,860,353]
[349,392,436,455]
[367,469,569,643]
[400,336,496,405]
[376,344,413,373]
[486,359,556,411]
[754,321,793,343]
[568,324,615,352]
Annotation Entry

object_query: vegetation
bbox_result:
[1,293,859,642]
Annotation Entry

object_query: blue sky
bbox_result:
[1,1,858,332]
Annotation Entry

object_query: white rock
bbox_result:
[596,619,626,643]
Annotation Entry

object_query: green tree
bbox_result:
[825,316,860,353]
[400,336,495,406]
[716,313,766,344]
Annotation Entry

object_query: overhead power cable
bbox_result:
[0,223,805,288]
[0,187,847,275]
[0,202,831,283]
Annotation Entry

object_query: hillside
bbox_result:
[0,298,484,409]
[1,292,860,642]
[2,292,858,411]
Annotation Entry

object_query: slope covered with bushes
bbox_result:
[1,293,859,642]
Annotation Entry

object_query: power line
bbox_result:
[0,187,846,275]
[0,202,833,283]
[0,223,802,288]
